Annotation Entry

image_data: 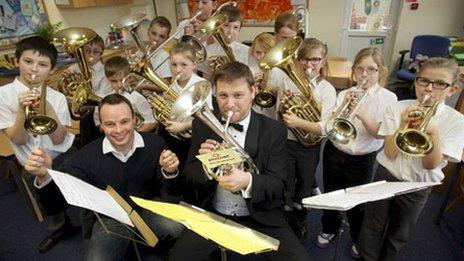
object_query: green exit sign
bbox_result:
[370,38,384,45]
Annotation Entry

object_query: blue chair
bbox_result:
[397,35,450,82]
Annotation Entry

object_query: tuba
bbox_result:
[394,95,438,157]
[170,80,259,178]
[24,74,58,136]
[325,79,368,145]
[200,1,238,71]
[54,27,101,119]
[260,36,322,146]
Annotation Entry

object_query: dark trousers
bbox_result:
[358,165,431,261]
[321,141,377,243]
[286,140,321,204]
[169,215,310,261]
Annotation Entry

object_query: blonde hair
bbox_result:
[274,13,299,34]
[170,41,198,63]
[250,33,276,56]
[297,38,328,77]
[418,57,459,82]
[352,47,388,86]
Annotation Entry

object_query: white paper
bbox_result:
[48,169,133,226]
[302,180,440,211]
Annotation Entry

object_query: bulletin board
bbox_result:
[0,0,49,50]
[180,0,294,26]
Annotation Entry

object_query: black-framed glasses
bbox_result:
[415,77,452,90]
[300,57,323,63]
[354,66,379,75]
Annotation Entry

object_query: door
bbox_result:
[339,0,401,68]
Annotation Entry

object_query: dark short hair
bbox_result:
[212,61,254,87]
[149,16,172,34]
[104,56,130,77]
[15,36,58,68]
[274,12,299,34]
[98,93,134,118]
[89,34,105,51]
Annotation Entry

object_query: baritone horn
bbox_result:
[24,74,58,136]
[394,95,438,157]
[260,36,322,146]
[170,80,259,178]
[54,27,100,119]
[200,1,238,71]
[325,79,368,145]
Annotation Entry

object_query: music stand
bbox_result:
[131,197,280,261]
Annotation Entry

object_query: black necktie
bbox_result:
[219,119,244,132]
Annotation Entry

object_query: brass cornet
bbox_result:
[395,95,438,157]
[260,36,322,146]
[170,80,259,179]
[325,79,368,145]
[254,69,276,108]
[24,75,58,136]
[54,27,100,119]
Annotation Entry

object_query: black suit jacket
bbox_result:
[184,110,288,228]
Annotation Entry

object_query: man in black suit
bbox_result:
[169,62,309,260]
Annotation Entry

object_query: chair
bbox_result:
[325,56,353,90]
[396,35,451,82]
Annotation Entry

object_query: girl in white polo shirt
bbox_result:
[358,57,464,261]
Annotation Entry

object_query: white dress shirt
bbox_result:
[0,78,75,166]
[376,100,464,182]
[332,83,397,155]
[212,112,253,216]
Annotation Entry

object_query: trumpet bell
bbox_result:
[395,129,433,157]
[254,91,276,108]
[327,118,356,145]
[200,13,228,36]
[25,116,58,136]
[112,13,146,31]
[180,35,207,63]
[170,80,212,122]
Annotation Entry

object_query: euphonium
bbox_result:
[394,94,438,157]
[325,79,369,145]
[260,36,322,146]
[200,1,238,71]
[254,69,277,108]
[54,27,99,119]
[24,74,58,136]
[170,80,259,178]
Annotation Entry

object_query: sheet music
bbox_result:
[302,180,440,211]
[48,169,133,226]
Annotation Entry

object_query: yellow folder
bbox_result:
[131,196,280,255]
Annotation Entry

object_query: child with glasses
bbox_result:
[357,57,464,260]
[316,47,397,258]
[279,38,337,241]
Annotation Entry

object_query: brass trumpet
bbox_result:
[54,27,100,119]
[325,79,368,145]
[260,36,322,146]
[395,95,438,157]
[253,69,276,108]
[24,75,58,136]
[170,80,259,178]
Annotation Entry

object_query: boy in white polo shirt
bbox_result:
[358,57,464,260]
[0,36,78,253]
